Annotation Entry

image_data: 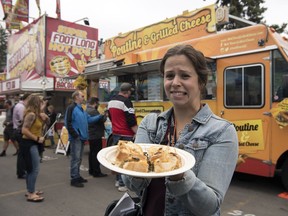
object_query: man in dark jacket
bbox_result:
[64,90,104,187]
[86,97,107,177]
[46,105,57,148]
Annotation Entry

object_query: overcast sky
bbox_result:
[1,0,287,39]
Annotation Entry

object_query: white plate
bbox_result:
[97,143,195,178]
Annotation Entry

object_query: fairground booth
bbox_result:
[0,15,99,120]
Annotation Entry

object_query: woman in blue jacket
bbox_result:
[122,45,238,216]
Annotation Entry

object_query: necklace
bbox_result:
[169,105,202,146]
[169,112,178,147]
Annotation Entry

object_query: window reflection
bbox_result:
[225,65,263,107]
[98,72,164,102]
[273,50,288,102]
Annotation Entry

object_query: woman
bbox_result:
[21,95,49,202]
[122,44,238,215]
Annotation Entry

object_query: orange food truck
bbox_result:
[84,4,288,190]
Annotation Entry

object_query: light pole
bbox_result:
[40,76,49,97]
[73,17,90,26]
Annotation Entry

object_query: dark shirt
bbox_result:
[86,104,106,140]
[143,178,166,216]
[47,111,57,130]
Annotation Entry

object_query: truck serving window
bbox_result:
[224,64,264,108]
[98,72,165,102]
[272,50,288,102]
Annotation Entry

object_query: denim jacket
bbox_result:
[122,104,238,216]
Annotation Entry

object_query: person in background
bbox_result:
[86,97,108,177]
[65,90,105,188]
[37,98,49,163]
[0,100,19,156]
[21,95,50,202]
[122,44,238,215]
[46,105,57,148]
[13,93,30,179]
[108,82,138,192]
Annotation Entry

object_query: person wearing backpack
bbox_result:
[0,100,19,156]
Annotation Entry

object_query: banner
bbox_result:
[35,0,41,16]
[56,0,61,19]
[7,16,45,79]
[1,0,12,19]
[104,4,216,64]
[1,0,12,28]
[5,0,29,29]
[46,17,98,78]
[12,0,29,22]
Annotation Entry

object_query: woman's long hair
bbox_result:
[24,95,43,116]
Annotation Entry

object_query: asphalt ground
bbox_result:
[0,141,131,216]
[2,139,287,216]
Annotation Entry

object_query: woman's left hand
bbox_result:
[41,100,48,112]
[38,136,45,143]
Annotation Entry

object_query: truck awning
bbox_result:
[84,59,161,80]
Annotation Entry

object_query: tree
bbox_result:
[0,26,8,72]
[217,0,287,34]
[270,23,288,34]
[229,0,267,23]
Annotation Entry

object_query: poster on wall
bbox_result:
[45,17,98,78]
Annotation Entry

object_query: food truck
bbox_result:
[84,4,288,190]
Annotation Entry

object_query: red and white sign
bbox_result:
[46,17,98,78]
[54,78,76,91]
[1,78,20,92]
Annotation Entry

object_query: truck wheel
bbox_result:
[281,158,288,191]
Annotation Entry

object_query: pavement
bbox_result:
[0,142,133,216]
[2,140,288,216]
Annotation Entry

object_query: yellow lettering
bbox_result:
[48,43,71,52]
[71,47,91,56]
[110,36,142,57]
[57,25,87,38]
[179,14,211,32]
